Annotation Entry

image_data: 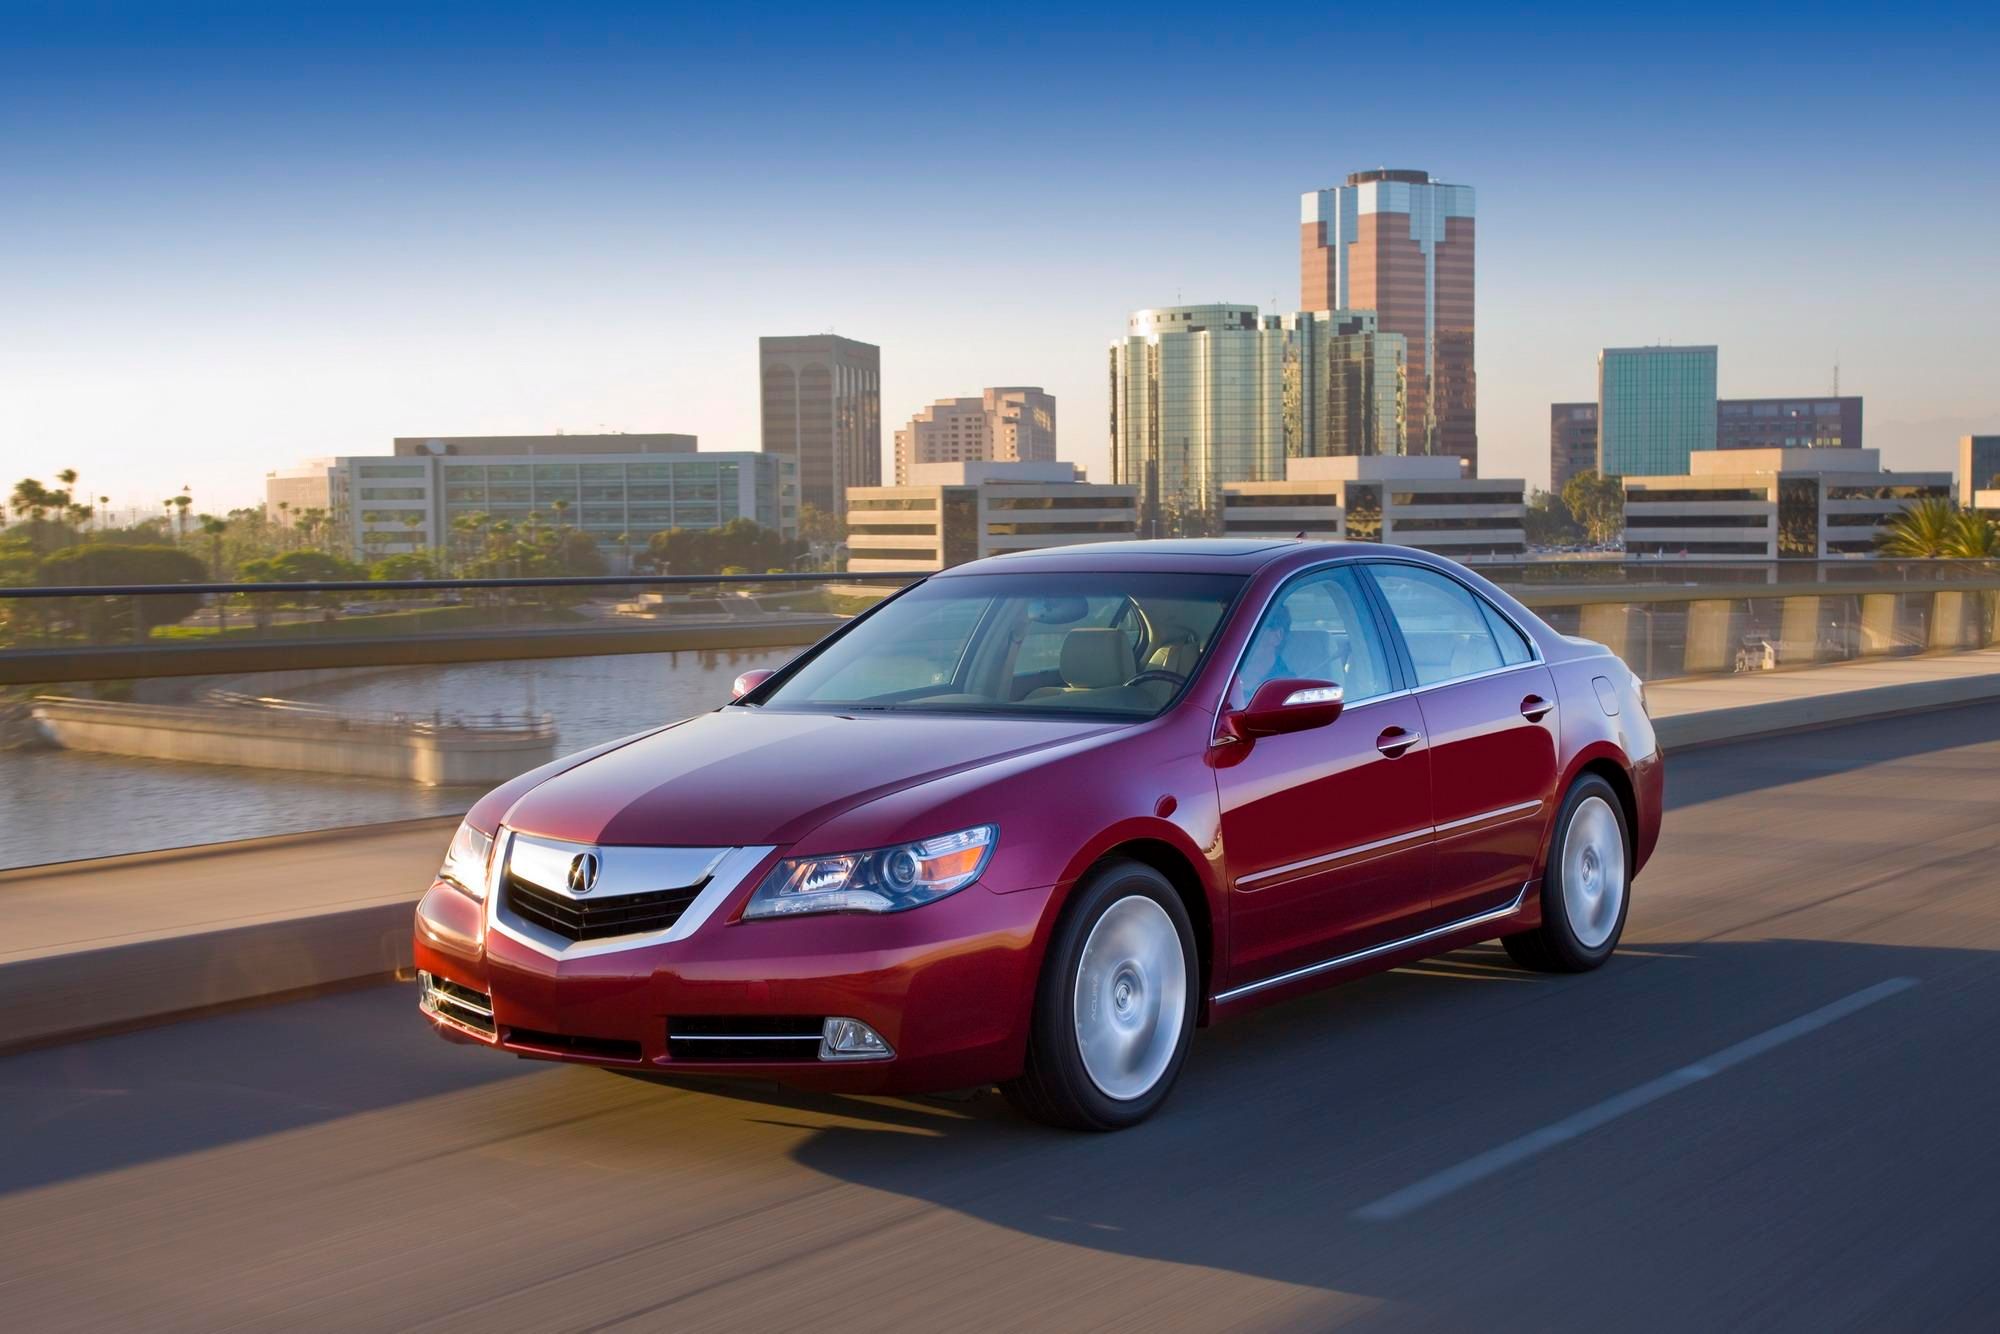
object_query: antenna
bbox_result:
[1832,357,1840,397]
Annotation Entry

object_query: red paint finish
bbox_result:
[1410,663,1561,920]
[1214,691,1435,983]
[416,541,1665,1095]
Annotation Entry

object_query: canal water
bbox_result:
[0,648,789,868]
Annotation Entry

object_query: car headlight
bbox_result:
[440,819,496,898]
[743,825,997,919]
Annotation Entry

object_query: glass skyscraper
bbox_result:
[1597,346,1719,476]
[1109,305,1406,535]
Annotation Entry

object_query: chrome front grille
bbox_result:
[488,834,774,959]
[504,874,703,942]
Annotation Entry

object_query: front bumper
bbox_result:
[413,870,1057,1094]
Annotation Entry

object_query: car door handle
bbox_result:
[1520,695,1553,722]
[1376,727,1422,757]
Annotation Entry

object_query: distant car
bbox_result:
[415,541,1663,1129]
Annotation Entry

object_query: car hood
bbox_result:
[498,706,1122,849]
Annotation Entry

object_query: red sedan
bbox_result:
[415,540,1663,1129]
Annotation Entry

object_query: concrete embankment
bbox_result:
[29,695,555,786]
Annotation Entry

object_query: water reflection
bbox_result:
[0,648,787,867]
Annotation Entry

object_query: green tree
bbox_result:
[36,543,208,638]
[1523,488,1583,547]
[240,549,368,583]
[643,520,801,576]
[370,552,438,581]
[198,514,229,578]
[1562,469,1624,545]
[1949,509,2000,557]
[1875,498,1961,557]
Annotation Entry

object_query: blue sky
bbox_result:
[3,1,1996,511]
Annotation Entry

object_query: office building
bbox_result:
[1108,305,1406,533]
[393,433,696,458]
[1597,345,1719,476]
[845,461,1138,572]
[1623,449,1951,558]
[760,335,882,512]
[1960,434,2000,508]
[271,437,795,567]
[1550,403,1600,493]
[893,387,1057,484]
[1289,310,1408,461]
[1717,398,1862,452]
[264,461,336,525]
[1220,456,1525,561]
[1302,169,1477,471]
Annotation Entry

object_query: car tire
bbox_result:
[1002,859,1197,1131]
[1502,774,1631,974]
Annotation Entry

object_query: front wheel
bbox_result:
[1503,774,1631,973]
[1003,860,1196,1130]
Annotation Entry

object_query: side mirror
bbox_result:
[1223,678,1343,740]
[731,668,777,700]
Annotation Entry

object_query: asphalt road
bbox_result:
[6,704,2000,1332]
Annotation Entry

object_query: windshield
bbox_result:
[756,571,1245,719]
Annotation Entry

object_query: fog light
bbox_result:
[819,1017,893,1061]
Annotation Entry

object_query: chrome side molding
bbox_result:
[1212,883,1530,1004]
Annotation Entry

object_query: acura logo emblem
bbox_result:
[566,851,601,895]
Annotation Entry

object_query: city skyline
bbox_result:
[4,3,1996,513]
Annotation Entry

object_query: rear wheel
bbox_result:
[1003,860,1196,1130]
[1503,774,1630,973]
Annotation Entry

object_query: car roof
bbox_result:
[936,538,1397,577]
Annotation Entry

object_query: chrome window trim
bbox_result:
[1360,557,1547,688]
[1210,556,1395,719]
[1410,659,1547,697]
[487,831,777,960]
[1213,882,1530,1004]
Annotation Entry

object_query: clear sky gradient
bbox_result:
[3,1,1996,513]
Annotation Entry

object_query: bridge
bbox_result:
[4,564,1999,1330]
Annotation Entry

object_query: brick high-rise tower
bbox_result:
[1301,169,1476,474]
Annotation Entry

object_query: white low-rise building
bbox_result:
[1219,456,1524,561]
[1623,449,1953,558]
[845,461,1138,572]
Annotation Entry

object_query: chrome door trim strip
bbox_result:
[1233,798,1543,891]
[1411,660,1548,697]
[1212,883,1531,1004]
[1235,826,1432,889]
[1433,799,1543,835]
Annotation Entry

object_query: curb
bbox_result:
[6,674,2000,1053]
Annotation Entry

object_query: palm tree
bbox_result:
[54,470,78,541]
[1877,498,1965,558]
[199,514,229,578]
[11,478,50,522]
[275,500,292,548]
[1949,510,2000,558]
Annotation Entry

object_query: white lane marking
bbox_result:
[1352,976,1920,1222]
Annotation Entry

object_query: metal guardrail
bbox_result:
[4,561,2000,686]
[0,570,929,685]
